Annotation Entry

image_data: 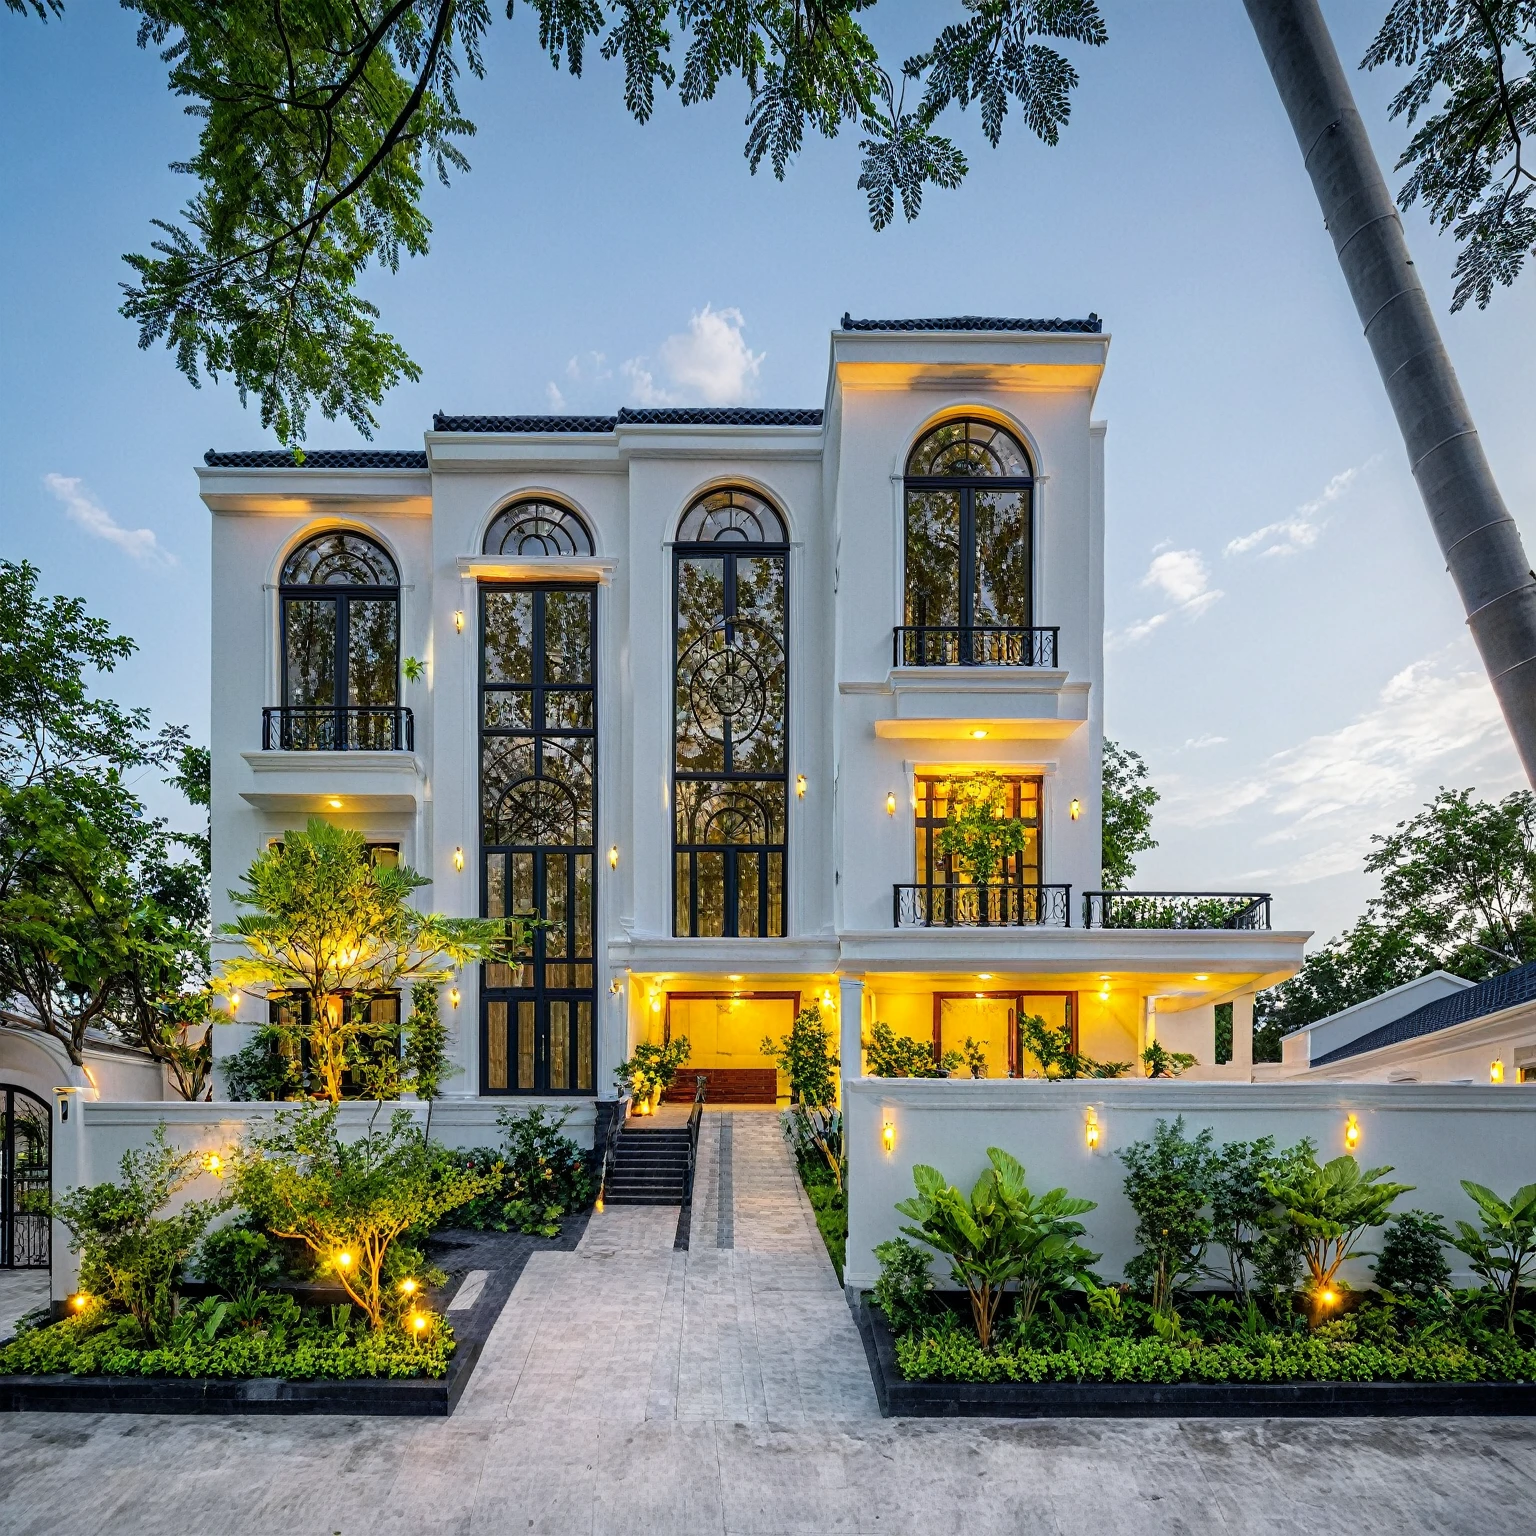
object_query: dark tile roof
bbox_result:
[432,414,618,433]
[1310,960,1536,1066]
[840,313,1103,334]
[433,408,823,432]
[204,449,427,469]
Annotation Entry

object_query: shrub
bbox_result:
[1262,1153,1413,1319]
[763,1006,842,1187]
[1018,1012,1129,1079]
[1140,1040,1197,1077]
[934,773,1027,884]
[449,1106,594,1237]
[231,1102,496,1329]
[194,1224,281,1299]
[614,1037,691,1102]
[1117,1118,1214,1316]
[403,981,454,1099]
[1375,1210,1454,1300]
[223,1026,303,1101]
[1205,1136,1285,1300]
[874,1237,934,1333]
[51,1125,228,1344]
[896,1148,1098,1348]
[1450,1181,1536,1334]
[961,1036,988,1078]
[866,1020,960,1078]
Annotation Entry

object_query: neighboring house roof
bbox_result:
[840,313,1103,334]
[204,449,428,469]
[432,407,823,431]
[1289,969,1474,1034]
[432,414,618,433]
[1311,960,1536,1065]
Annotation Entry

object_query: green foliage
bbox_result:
[806,1181,848,1283]
[230,1102,495,1328]
[1262,1153,1414,1313]
[865,1020,961,1078]
[219,818,515,1102]
[1117,1118,1214,1316]
[613,1036,691,1101]
[896,1148,1098,1348]
[1375,1210,1454,1300]
[1214,1001,1233,1065]
[934,772,1027,885]
[222,1025,304,1101]
[1205,1136,1286,1300]
[0,1293,454,1380]
[194,1224,281,1299]
[1450,1180,1536,1333]
[763,1005,842,1186]
[961,1036,988,1079]
[448,1106,593,1236]
[873,1237,935,1334]
[1018,1011,1129,1079]
[51,1125,228,1344]
[782,1101,847,1278]
[404,981,455,1099]
[1140,1040,1196,1078]
[1101,739,1158,889]
[1362,2,1536,311]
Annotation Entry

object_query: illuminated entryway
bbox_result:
[662,992,799,1102]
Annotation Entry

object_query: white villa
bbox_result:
[191,313,1313,1131]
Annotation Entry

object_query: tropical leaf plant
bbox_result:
[1449,1179,1536,1334]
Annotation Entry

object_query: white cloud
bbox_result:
[1159,645,1520,886]
[44,474,173,565]
[545,381,567,410]
[1183,733,1228,750]
[1108,547,1223,648]
[1225,460,1378,560]
[623,304,764,406]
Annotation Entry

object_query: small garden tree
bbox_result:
[1019,1012,1129,1079]
[762,1004,842,1189]
[866,1020,961,1078]
[935,773,1027,886]
[218,819,520,1102]
[1117,1118,1215,1318]
[613,1037,691,1109]
[1450,1180,1536,1334]
[231,1102,496,1331]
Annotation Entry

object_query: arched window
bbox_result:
[902,417,1036,665]
[674,486,788,937]
[484,499,594,557]
[278,532,402,749]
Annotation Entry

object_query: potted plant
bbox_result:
[614,1037,691,1112]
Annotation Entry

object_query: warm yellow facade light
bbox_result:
[971,729,988,739]
[453,846,464,871]
[886,792,897,816]
[1491,1059,1505,1083]
[203,1153,223,1176]
[70,1293,89,1311]
[399,1278,418,1296]
[1344,1115,1360,1152]
[651,993,664,1013]
[728,974,743,982]
[1194,974,1209,981]
[337,1251,353,1270]
[978,974,992,981]
[411,1312,428,1333]
[1069,797,1081,821]
[882,1121,896,1154]
[796,774,807,798]
[328,798,343,810]
[1085,1110,1100,1150]
[609,978,623,995]
[608,845,619,869]
[454,610,465,632]
[449,987,460,1010]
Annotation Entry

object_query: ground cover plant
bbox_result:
[877,1126,1536,1387]
[448,1106,595,1238]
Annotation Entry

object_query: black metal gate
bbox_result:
[1,1086,50,1268]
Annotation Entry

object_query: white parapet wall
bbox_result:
[50,1096,599,1304]
[843,1077,1536,1293]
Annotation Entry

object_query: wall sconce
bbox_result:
[796,774,807,799]
[609,978,623,995]
[449,987,460,1010]
[1085,1110,1100,1151]
[227,991,240,1016]
[821,989,835,1010]
[452,847,464,872]
[1490,1059,1505,1083]
[1069,797,1081,821]
[608,845,619,869]
[886,792,897,816]
[1344,1115,1360,1152]
[454,610,465,633]
[650,992,664,1014]
[203,1153,224,1176]
[882,1121,896,1155]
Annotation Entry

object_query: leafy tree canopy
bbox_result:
[1101,738,1158,890]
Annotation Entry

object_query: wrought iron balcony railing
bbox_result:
[1082,891,1272,931]
[895,883,1072,928]
[261,705,414,752]
[893,625,1059,668]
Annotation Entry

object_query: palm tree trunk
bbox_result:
[1244,0,1536,784]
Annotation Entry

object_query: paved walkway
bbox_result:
[0,1107,1532,1534]
[0,1269,48,1343]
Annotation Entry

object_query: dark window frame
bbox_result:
[914,772,1044,891]
[672,492,790,939]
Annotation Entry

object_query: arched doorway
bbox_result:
[2,1086,50,1268]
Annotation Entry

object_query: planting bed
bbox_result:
[854,1297,1536,1419]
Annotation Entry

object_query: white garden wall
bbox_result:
[843,1077,1536,1292]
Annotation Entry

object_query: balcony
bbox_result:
[1082,892,1272,931]
[893,625,1059,668]
[261,706,414,752]
[894,883,1072,929]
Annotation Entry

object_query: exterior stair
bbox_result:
[603,1126,691,1205]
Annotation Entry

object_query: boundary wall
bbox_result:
[844,1078,1536,1292]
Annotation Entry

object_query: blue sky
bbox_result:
[2,2,1532,946]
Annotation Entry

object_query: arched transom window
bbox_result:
[483,499,594,558]
[673,486,788,937]
[903,418,1035,665]
[278,531,402,748]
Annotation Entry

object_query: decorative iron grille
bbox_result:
[262,705,414,751]
[894,883,1072,928]
[1082,892,1272,930]
[893,625,1059,667]
[2,1085,50,1269]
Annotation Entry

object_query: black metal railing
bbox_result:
[683,1075,708,1202]
[894,883,1072,928]
[261,705,414,751]
[893,625,1059,668]
[595,1093,631,1210]
[1082,891,1272,931]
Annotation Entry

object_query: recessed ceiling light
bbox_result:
[1195,974,1209,981]
[327,798,342,809]
[971,729,988,739]
[728,974,743,981]
[978,974,992,980]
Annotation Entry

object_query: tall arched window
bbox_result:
[278,531,402,749]
[483,498,594,557]
[674,488,788,937]
[902,418,1037,665]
